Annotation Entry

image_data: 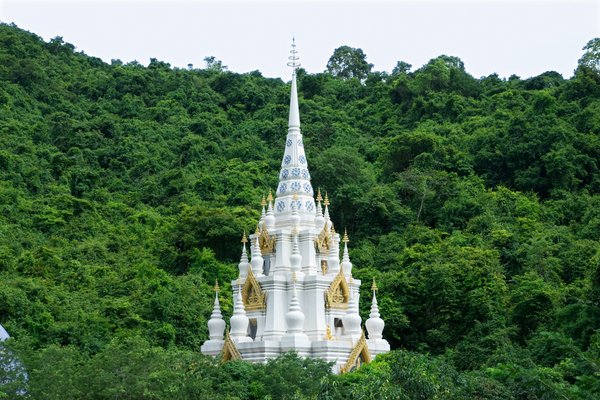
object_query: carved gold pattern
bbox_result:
[340,332,371,373]
[324,325,335,341]
[315,225,332,253]
[258,226,276,255]
[321,260,328,275]
[325,269,349,309]
[221,330,242,362]
[242,268,266,311]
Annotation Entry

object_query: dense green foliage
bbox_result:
[1,23,599,398]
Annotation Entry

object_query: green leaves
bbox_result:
[326,46,373,80]
[1,22,600,399]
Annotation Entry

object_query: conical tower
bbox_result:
[207,280,226,342]
[274,39,315,228]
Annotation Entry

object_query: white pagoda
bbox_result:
[201,42,389,373]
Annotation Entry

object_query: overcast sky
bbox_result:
[1,0,599,80]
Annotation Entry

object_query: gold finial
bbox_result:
[214,279,220,292]
[316,188,323,202]
[255,226,260,235]
[371,278,378,292]
[342,229,349,244]
[267,189,273,203]
[241,230,248,243]
[324,192,330,207]
[261,195,267,207]
[293,192,299,201]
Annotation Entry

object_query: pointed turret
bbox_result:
[290,226,302,274]
[342,278,362,341]
[323,192,331,228]
[238,231,250,279]
[281,272,310,350]
[259,195,267,229]
[327,226,340,274]
[285,273,305,333]
[251,229,264,276]
[366,279,385,340]
[274,39,315,226]
[264,190,276,230]
[341,229,353,276]
[207,280,226,341]
[314,188,325,230]
[230,283,252,343]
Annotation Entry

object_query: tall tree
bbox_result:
[326,45,373,80]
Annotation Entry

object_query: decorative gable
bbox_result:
[340,332,371,373]
[325,269,349,309]
[242,268,266,311]
[221,330,242,362]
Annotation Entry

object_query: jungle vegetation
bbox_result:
[1,23,599,399]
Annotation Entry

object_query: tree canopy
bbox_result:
[1,24,599,399]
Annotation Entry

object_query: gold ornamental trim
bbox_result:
[221,330,242,362]
[325,269,349,309]
[258,226,276,255]
[315,225,332,253]
[242,268,266,311]
[340,332,371,373]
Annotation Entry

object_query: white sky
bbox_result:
[1,0,599,79]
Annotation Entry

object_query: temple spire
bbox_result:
[343,278,362,341]
[238,231,250,279]
[251,230,264,276]
[366,279,385,340]
[287,37,301,130]
[207,280,225,341]
[230,282,252,343]
[275,38,315,223]
[341,229,353,276]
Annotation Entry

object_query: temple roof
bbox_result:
[274,42,316,226]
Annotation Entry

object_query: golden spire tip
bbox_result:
[342,229,349,244]
[241,230,248,243]
[267,189,273,203]
[214,279,220,292]
[316,188,323,202]
[371,278,378,292]
[324,192,330,206]
[261,195,267,207]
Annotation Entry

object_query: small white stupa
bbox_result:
[201,40,390,373]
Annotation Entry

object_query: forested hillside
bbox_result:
[1,23,599,399]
